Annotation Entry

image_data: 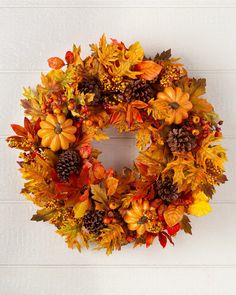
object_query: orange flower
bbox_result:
[157,87,192,124]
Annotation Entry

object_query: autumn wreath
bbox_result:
[7,35,227,254]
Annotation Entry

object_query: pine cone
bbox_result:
[156,177,179,202]
[78,78,102,104]
[123,79,154,102]
[56,150,81,182]
[167,128,197,153]
[83,210,106,236]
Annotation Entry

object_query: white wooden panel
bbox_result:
[0,266,236,295]
[1,71,236,137]
[0,7,236,71]
[2,0,236,8]
[0,203,235,265]
[1,136,234,202]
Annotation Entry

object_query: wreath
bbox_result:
[7,35,227,254]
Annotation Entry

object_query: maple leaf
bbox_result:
[95,224,124,255]
[72,44,83,66]
[196,134,227,170]
[31,208,58,222]
[147,98,169,121]
[178,77,213,113]
[21,87,43,120]
[135,144,165,178]
[180,215,192,235]
[91,184,108,208]
[56,223,89,252]
[136,128,151,151]
[90,34,118,68]
[20,155,55,202]
[154,49,172,61]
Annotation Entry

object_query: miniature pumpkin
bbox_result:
[157,87,192,124]
[37,114,77,151]
[124,200,158,235]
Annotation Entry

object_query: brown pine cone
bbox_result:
[123,79,154,102]
[83,210,107,236]
[78,77,102,104]
[56,150,81,182]
[167,128,197,153]
[156,177,180,202]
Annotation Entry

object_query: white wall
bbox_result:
[0,1,236,294]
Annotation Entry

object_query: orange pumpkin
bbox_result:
[37,114,77,151]
[124,200,159,235]
[157,87,192,124]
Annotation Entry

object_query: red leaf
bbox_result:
[48,57,65,69]
[158,232,167,248]
[146,233,156,248]
[24,117,34,135]
[167,223,180,236]
[11,124,27,137]
[162,231,175,246]
[79,145,92,159]
[79,189,89,202]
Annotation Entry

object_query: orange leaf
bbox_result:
[135,60,162,81]
[11,124,27,137]
[105,176,119,196]
[164,205,184,227]
[93,163,106,180]
[48,57,65,69]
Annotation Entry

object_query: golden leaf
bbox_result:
[105,176,119,197]
[91,184,107,207]
[164,205,185,227]
[196,134,227,170]
[95,224,124,255]
[188,192,212,217]
[73,199,90,219]
[136,128,151,151]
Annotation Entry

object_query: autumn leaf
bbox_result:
[180,215,192,235]
[91,184,108,207]
[95,224,124,255]
[188,192,212,217]
[105,176,119,197]
[164,205,185,227]
[136,128,151,151]
[93,163,106,180]
[196,134,227,170]
[154,49,172,61]
[48,57,65,69]
[73,199,90,219]
[31,208,58,222]
[178,78,213,113]
[134,60,162,81]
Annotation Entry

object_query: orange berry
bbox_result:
[103,217,112,224]
[54,108,61,114]
[192,129,200,136]
[111,218,118,223]
[84,120,92,127]
[109,201,119,210]
[68,104,74,111]
[192,115,200,124]
[62,96,67,102]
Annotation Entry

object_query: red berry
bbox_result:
[65,51,74,64]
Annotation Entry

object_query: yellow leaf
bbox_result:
[136,128,151,151]
[188,192,212,217]
[73,199,90,219]
[91,184,107,206]
[164,205,185,227]
[105,176,119,196]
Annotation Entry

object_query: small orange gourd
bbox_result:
[37,114,77,152]
[157,87,192,124]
